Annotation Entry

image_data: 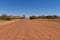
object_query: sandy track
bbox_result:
[0,19,60,40]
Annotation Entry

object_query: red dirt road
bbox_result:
[0,19,60,40]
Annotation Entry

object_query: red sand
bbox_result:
[0,19,60,40]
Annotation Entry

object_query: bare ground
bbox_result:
[0,19,60,40]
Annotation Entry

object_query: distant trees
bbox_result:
[0,14,11,21]
[1,14,7,17]
[0,14,59,20]
[29,16,37,19]
[45,15,58,19]
[0,14,26,21]
[29,15,58,19]
[37,15,58,19]
[23,15,25,18]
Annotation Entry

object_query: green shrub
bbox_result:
[6,17,11,21]
[29,16,37,19]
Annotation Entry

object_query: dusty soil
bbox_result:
[0,19,60,40]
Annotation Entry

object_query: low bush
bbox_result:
[0,17,11,21]
[29,16,37,19]
[29,15,58,19]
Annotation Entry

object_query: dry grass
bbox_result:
[0,19,20,26]
[32,19,60,22]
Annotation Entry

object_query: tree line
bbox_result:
[0,14,25,21]
[29,15,60,19]
[0,14,60,20]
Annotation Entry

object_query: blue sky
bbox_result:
[0,0,60,17]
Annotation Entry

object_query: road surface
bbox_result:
[0,19,60,40]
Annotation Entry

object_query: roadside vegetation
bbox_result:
[0,14,25,21]
[0,14,60,20]
[29,15,60,19]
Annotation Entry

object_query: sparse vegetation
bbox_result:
[0,14,60,20]
[0,14,26,21]
[29,16,37,19]
[0,14,11,21]
[29,15,59,19]
[21,15,26,19]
